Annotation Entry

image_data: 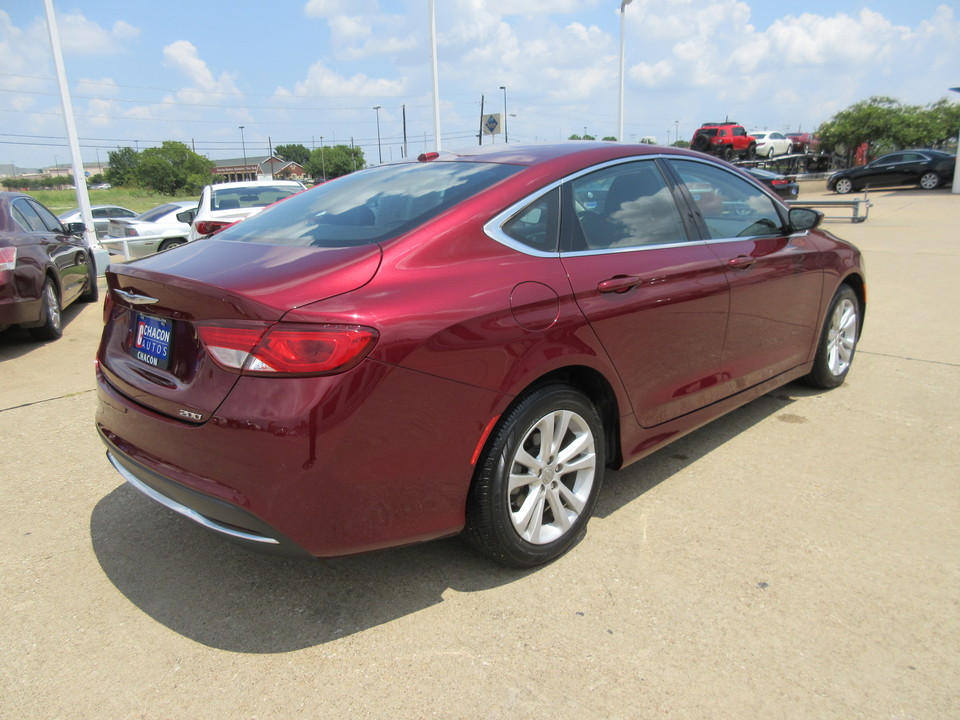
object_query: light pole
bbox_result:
[238,126,247,181]
[499,86,508,143]
[319,136,326,181]
[950,87,960,194]
[618,1,633,142]
[675,120,680,146]
[373,106,382,164]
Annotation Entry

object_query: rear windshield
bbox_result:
[137,204,180,222]
[212,185,301,211]
[213,161,521,248]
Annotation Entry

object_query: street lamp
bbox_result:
[373,106,382,164]
[238,126,247,181]
[499,86,508,143]
[950,87,960,194]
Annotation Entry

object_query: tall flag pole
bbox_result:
[430,0,442,151]
[618,0,633,143]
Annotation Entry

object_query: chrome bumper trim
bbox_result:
[107,451,280,545]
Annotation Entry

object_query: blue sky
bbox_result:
[1,0,958,172]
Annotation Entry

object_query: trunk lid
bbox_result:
[98,240,381,422]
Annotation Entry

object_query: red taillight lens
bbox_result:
[0,246,16,272]
[197,323,378,376]
[125,228,138,237]
[195,220,233,236]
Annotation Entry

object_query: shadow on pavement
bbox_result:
[90,384,810,653]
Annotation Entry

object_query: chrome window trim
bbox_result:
[484,154,695,258]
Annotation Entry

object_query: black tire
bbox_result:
[77,252,99,303]
[463,385,605,567]
[691,134,711,152]
[722,146,734,161]
[159,238,187,252]
[28,279,62,341]
[834,177,854,195]
[746,143,757,160]
[802,285,860,389]
[918,171,939,190]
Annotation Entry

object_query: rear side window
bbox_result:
[568,160,688,250]
[217,162,520,248]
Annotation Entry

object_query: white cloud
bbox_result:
[57,12,140,55]
[293,61,406,97]
[162,40,241,97]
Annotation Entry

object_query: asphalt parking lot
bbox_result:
[2,183,958,719]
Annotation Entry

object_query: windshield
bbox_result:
[214,161,521,248]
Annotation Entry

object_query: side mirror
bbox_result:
[65,222,86,236]
[788,207,823,231]
[176,209,196,224]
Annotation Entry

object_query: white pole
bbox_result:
[43,0,97,250]
[429,0,442,151]
[618,0,633,143]
[951,88,960,194]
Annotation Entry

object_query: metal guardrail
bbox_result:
[787,191,872,223]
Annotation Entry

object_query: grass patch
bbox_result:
[29,188,199,216]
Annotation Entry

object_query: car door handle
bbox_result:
[728,255,756,269]
[598,275,642,293]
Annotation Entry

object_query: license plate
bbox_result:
[131,313,172,369]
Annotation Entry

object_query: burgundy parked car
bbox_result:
[95,143,865,567]
[1,192,99,340]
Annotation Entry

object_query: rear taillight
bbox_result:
[195,220,234,236]
[0,246,16,272]
[771,177,795,186]
[125,228,138,237]
[197,323,378,376]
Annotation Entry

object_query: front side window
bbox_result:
[667,159,784,240]
[569,160,688,251]
[28,199,65,232]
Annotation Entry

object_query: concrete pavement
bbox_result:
[1,183,958,719]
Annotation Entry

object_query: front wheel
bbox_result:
[463,385,605,567]
[802,285,860,389]
[918,172,939,190]
[834,177,854,194]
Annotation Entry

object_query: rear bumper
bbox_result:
[102,441,312,558]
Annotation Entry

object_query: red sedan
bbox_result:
[95,143,865,567]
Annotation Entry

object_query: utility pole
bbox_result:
[478,95,485,145]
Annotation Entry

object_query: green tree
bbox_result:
[275,143,310,165]
[135,141,215,194]
[568,133,596,141]
[104,146,140,187]
[304,144,365,180]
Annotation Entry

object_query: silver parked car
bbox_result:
[100,201,196,259]
[58,205,137,238]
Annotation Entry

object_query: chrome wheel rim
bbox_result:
[508,409,597,545]
[919,173,938,190]
[836,178,852,194]
[826,298,857,376]
[44,283,61,332]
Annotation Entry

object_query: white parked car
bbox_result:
[749,131,793,158]
[100,201,196,259]
[184,180,306,241]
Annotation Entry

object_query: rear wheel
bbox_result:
[159,238,187,252]
[802,285,860,389]
[29,279,62,341]
[919,172,939,190]
[463,385,605,567]
[834,177,854,194]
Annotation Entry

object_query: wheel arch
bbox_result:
[501,365,624,469]
[840,272,867,333]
